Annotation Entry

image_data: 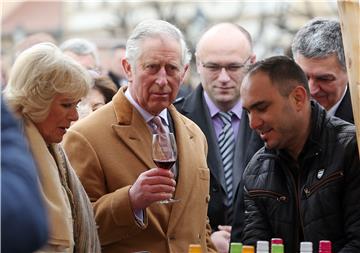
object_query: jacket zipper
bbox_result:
[294,166,305,252]
[303,171,344,198]
[248,190,288,202]
[288,166,301,253]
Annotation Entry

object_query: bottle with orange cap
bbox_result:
[188,244,202,253]
[243,245,255,253]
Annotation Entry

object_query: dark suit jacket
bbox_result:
[174,84,263,232]
[335,86,354,124]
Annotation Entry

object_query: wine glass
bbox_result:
[152,132,179,204]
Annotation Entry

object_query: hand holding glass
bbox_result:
[152,132,178,203]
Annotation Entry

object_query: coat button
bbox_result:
[206,195,210,203]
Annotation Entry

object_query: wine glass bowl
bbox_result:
[152,132,178,203]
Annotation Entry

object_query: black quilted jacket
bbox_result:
[240,101,360,253]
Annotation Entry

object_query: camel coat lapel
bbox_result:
[111,92,154,170]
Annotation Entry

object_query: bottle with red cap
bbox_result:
[271,238,284,253]
[271,238,283,245]
[318,240,332,253]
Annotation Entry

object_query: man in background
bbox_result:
[107,43,128,89]
[60,38,101,73]
[175,23,263,253]
[292,18,354,123]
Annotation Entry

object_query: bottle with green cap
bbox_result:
[243,245,255,253]
[271,243,284,253]
[230,242,243,253]
[188,244,202,253]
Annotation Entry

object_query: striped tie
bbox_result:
[218,111,235,223]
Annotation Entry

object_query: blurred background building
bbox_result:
[1,0,338,87]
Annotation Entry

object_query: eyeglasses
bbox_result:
[201,56,251,74]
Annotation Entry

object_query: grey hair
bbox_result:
[4,42,91,122]
[291,18,346,70]
[125,19,191,68]
[60,38,100,67]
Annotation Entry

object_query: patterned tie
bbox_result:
[218,111,235,223]
[151,116,167,134]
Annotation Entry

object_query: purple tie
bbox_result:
[151,116,166,134]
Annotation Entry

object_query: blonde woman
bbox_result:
[4,42,100,253]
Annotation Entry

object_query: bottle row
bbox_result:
[188,238,332,253]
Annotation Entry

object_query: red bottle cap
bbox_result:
[319,240,332,253]
[271,238,283,245]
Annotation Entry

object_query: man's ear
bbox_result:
[195,54,202,74]
[180,64,190,84]
[122,58,133,82]
[291,85,307,111]
[249,53,256,64]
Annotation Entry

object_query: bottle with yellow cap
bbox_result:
[243,245,255,253]
[188,244,202,253]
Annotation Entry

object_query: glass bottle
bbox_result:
[188,244,202,253]
[271,238,283,245]
[318,240,332,253]
[257,241,269,253]
[271,244,284,253]
[300,241,313,253]
[230,242,243,253]
[243,245,255,253]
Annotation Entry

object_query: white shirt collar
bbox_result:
[327,86,347,117]
[124,89,169,126]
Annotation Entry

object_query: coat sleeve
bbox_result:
[340,140,360,252]
[1,101,49,252]
[240,186,272,245]
[63,129,147,246]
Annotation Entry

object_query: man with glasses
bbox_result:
[175,23,263,253]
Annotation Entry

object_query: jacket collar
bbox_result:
[268,101,325,162]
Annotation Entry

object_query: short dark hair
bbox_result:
[247,55,310,97]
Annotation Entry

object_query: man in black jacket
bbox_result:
[175,23,263,253]
[240,56,360,253]
[292,18,354,124]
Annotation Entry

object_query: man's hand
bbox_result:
[129,168,176,210]
[211,225,232,253]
